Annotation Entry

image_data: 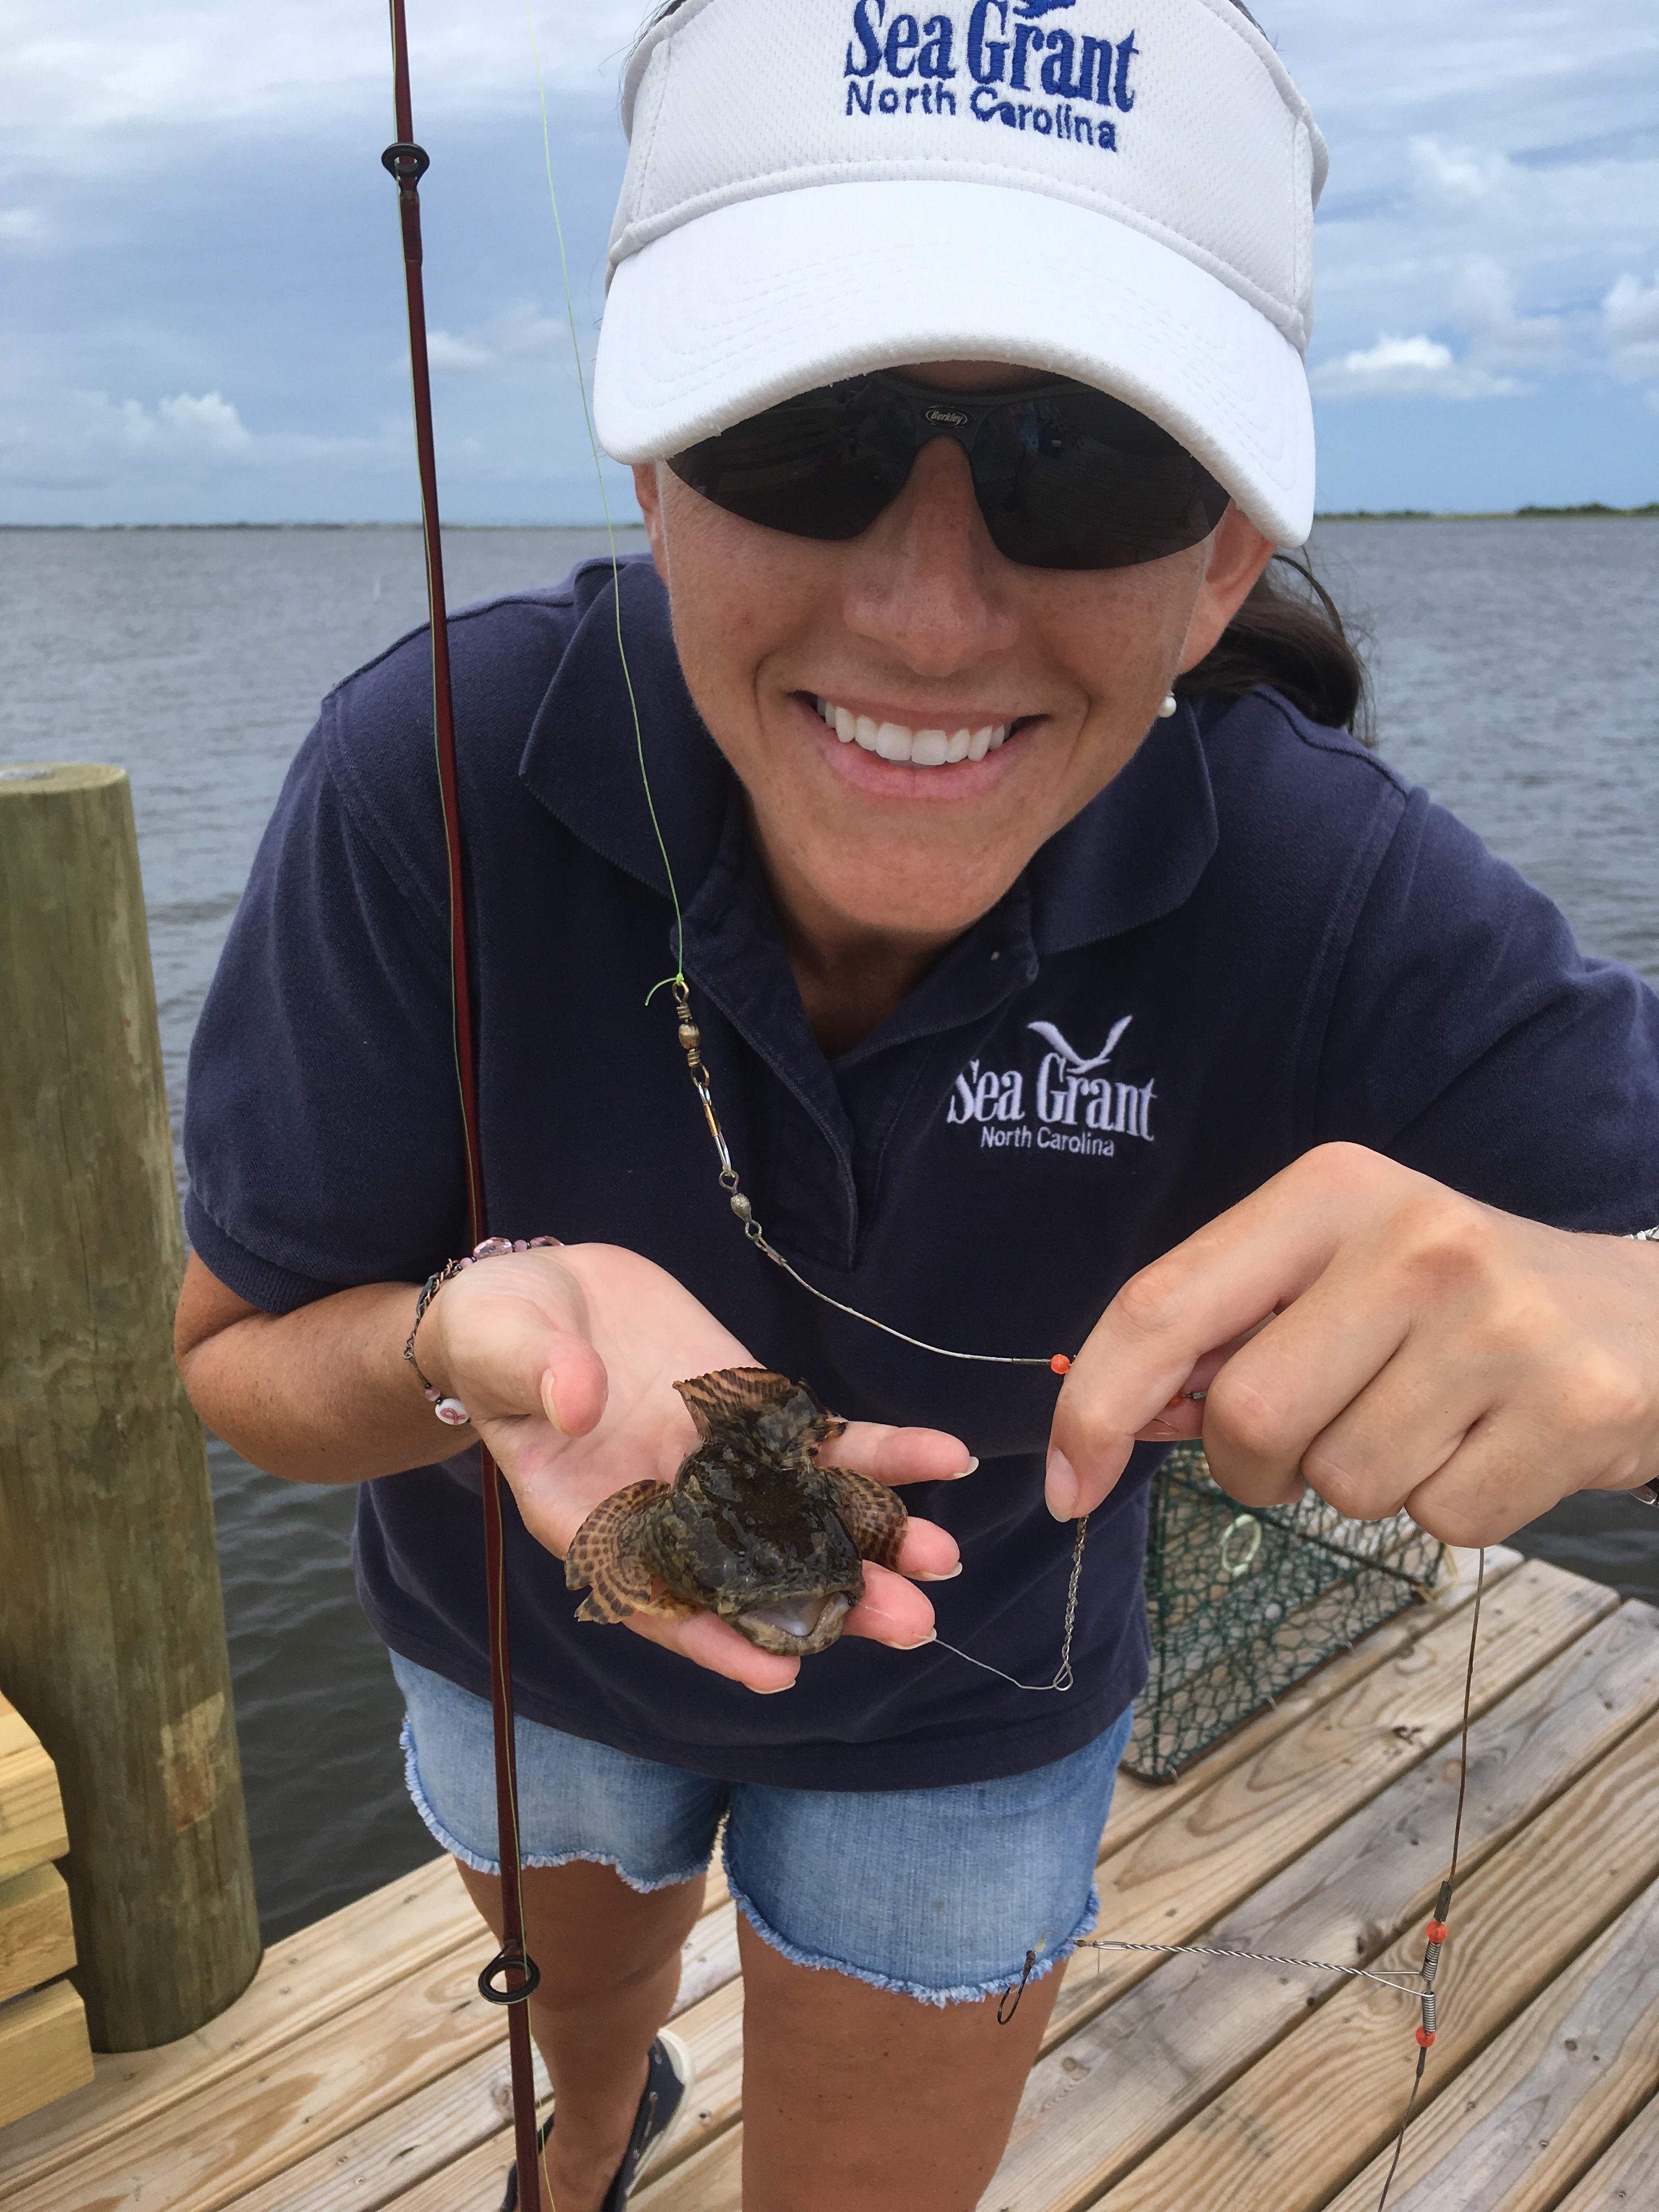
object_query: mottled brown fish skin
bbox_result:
[565,1368,907,1657]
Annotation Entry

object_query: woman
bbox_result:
[174,3,1659,2209]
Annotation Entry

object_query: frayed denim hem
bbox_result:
[396,1717,712,1893]
[723,1857,1103,2009]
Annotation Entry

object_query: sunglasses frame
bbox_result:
[666,371,1233,572]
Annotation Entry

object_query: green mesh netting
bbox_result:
[1126,1441,1446,1781]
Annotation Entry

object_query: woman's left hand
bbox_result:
[1047,1141,1659,1545]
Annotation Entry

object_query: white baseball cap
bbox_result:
[595,0,1327,546]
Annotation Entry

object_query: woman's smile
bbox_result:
[791,689,1035,803]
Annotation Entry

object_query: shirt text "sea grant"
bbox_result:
[844,1,1138,142]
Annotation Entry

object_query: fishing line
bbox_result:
[520,0,1085,1700]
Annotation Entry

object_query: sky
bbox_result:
[2,0,1656,525]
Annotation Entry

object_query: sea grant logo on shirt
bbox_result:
[843,0,1137,143]
[944,1015,1155,1157]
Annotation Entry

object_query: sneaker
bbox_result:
[499,2031,696,2212]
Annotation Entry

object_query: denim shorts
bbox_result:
[391,1651,1133,2006]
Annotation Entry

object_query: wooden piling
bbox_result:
[0,762,261,2051]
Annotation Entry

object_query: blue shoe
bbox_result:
[499,2031,696,2212]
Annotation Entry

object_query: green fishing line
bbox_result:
[523,0,687,1003]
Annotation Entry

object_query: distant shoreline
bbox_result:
[1,506,1654,531]
[1314,502,1659,522]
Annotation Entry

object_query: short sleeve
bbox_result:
[1314,785,1659,1231]
[182,708,468,1312]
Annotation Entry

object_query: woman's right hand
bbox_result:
[421,1242,970,1691]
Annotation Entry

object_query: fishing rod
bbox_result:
[381,9,544,2209]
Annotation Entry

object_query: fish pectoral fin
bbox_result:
[574,1560,655,1626]
[825,1467,910,1571]
[674,1367,799,1440]
[565,1479,664,1604]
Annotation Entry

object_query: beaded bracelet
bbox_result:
[404,1235,562,1426]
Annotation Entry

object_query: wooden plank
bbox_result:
[225,1959,742,2212]
[333,1565,1513,2212]
[0,1856,469,2195]
[0,1692,70,1883]
[0,1549,1526,2212]
[1042,1555,1615,2047]
[368,1977,742,2212]
[221,2043,547,2212]
[611,1559,1601,2212]
[4,1879,735,2212]
[992,1601,1659,2210]
[0,1835,732,2198]
[1549,2093,1659,2211]
[1086,1690,1659,2212]
[633,2124,743,2212]
[1324,1877,1659,2212]
[0,1980,94,2131]
[1104,1546,1515,1854]
[0,1862,77,2006]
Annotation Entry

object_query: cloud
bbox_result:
[1604,272,1659,383]
[1410,137,1513,205]
[427,331,494,375]
[75,389,255,455]
[1310,335,1523,400]
[0,206,46,241]
[1454,257,1566,371]
[424,301,572,377]
[2,0,651,176]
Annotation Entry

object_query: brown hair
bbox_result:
[1178,551,1372,740]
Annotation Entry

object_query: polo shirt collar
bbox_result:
[520,555,1221,972]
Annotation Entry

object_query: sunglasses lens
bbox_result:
[669,380,1230,569]
[972,394,1231,570]
[668,385,912,541]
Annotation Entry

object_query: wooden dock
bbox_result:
[3,1545,1658,2212]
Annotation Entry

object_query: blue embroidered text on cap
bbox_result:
[844,2,1136,140]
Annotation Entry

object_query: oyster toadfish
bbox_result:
[564,1367,909,1656]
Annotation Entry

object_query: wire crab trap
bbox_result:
[1126,1441,1446,1781]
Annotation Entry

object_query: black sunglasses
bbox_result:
[666,373,1232,572]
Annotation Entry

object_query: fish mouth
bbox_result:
[733,1591,853,1656]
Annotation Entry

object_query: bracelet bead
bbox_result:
[403,1234,562,1414]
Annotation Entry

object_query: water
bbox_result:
[2,518,1656,1940]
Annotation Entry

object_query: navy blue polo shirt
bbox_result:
[184,554,1659,1790]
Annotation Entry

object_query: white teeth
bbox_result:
[815,698,1017,769]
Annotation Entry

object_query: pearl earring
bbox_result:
[1156,692,1178,719]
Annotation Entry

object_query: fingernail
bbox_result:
[918,1565,963,1581]
[755,1679,795,1694]
[542,1375,565,1434]
[893,1632,938,1650]
[1046,1446,1079,1522]
[942,1455,980,1480]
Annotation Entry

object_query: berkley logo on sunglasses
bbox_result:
[922,405,971,426]
[843,1,1137,146]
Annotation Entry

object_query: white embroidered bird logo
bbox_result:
[1025,1015,1133,1074]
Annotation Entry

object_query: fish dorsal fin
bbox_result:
[674,1368,843,1458]
[674,1367,800,1442]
